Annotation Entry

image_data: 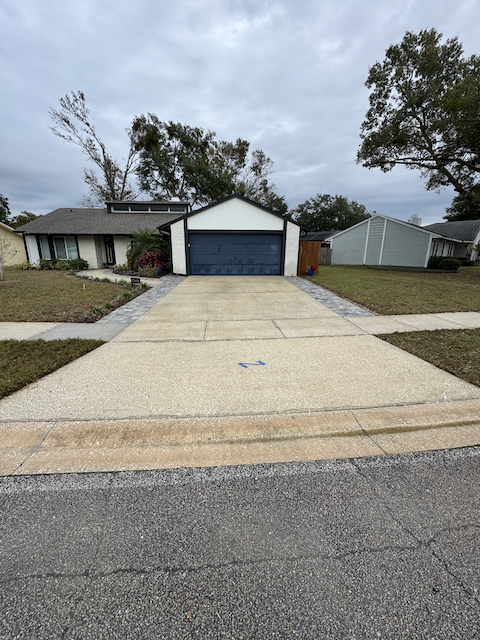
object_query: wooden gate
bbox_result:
[297,241,322,275]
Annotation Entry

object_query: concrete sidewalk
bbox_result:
[1,311,479,341]
[1,276,479,475]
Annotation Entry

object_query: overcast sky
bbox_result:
[1,0,479,225]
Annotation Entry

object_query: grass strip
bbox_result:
[308,265,480,314]
[378,328,480,387]
[0,339,105,399]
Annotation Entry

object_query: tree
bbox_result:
[444,187,480,220]
[357,29,480,215]
[132,116,288,210]
[132,115,231,206]
[214,139,287,211]
[0,194,11,225]
[49,91,139,206]
[0,234,16,280]
[290,194,372,231]
[9,211,40,228]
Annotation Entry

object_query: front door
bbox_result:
[104,236,116,266]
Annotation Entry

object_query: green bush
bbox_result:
[39,258,57,270]
[138,265,159,277]
[439,258,461,271]
[38,258,88,271]
[428,256,461,270]
[14,262,33,270]
[459,259,476,266]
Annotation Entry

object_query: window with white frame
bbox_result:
[38,236,51,260]
[53,236,78,260]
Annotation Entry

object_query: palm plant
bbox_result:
[126,229,169,269]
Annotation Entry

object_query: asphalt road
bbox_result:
[1,448,480,639]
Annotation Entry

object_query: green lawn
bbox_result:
[0,267,146,322]
[308,265,480,315]
[379,328,480,388]
[0,339,105,399]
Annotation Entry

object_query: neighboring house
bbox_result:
[15,201,190,268]
[328,213,474,268]
[158,194,305,276]
[423,220,480,261]
[302,230,338,246]
[0,222,27,265]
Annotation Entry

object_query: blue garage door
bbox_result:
[189,233,283,275]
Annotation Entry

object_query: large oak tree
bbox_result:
[357,29,480,217]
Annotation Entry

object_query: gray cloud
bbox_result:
[1,0,479,225]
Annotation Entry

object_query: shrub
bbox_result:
[14,262,33,270]
[38,258,88,271]
[39,258,57,270]
[127,229,169,269]
[459,259,476,267]
[138,250,167,269]
[70,258,89,270]
[439,258,461,271]
[138,265,159,277]
[427,256,443,269]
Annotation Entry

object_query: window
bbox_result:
[53,236,78,260]
[38,236,51,260]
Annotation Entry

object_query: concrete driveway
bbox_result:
[1,276,480,475]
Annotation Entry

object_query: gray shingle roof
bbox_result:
[423,220,480,242]
[15,208,182,235]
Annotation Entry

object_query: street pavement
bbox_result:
[0,275,479,475]
[1,447,480,638]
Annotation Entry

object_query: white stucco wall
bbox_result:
[0,224,27,265]
[94,237,105,267]
[24,235,40,264]
[171,220,187,275]
[113,236,129,266]
[77,236,100,269]
[284,222,300,276]
[187,199,284,231]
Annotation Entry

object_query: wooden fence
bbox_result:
[297,241,321,275]
[320,247,332,265]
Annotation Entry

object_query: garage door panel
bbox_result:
[189,233,282,275]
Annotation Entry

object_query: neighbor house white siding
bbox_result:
[284,221,300,276]
[24,235,40,265]
[331,223,368,264]
[171,219,187,275]
[381,220,430,267]
[187,199,284,231]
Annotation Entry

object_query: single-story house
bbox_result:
[15,200,190,268]
[16,194,305,276]
[329,214,480,268]
[423,220,480,260]
[0,222,27,265]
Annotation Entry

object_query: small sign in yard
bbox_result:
[130,277,141,285]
